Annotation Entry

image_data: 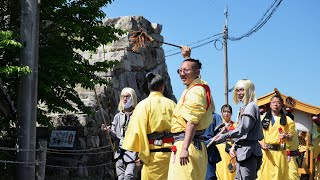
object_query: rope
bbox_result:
[0,146,42,152]
[46,145,111,152]
[0,159,113,169]
[0,159,46,165]
[46,150,112,155]
[46,161,114,169]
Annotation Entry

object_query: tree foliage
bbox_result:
[0,0,123,129]
[0,30,31,78]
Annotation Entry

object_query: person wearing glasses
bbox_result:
[168,46,215,180]
[122,72,176,180]
[213,79,264,180]
[101,87,138,180]
[257,94,296,180]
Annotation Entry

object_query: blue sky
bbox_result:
[104,0,320,120]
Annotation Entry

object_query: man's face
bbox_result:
[178,61,200,86]
[270,97,282,114]
[235,87,245,102]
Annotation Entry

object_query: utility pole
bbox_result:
[17,0,40,179]
[223,7,229,105]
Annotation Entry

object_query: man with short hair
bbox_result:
[257,94,296,180]
[167,46,215,180]
[122,73,176,180]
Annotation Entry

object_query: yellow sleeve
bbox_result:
[287,118,296,136]
[180,86,207,124]
[286,117,299,150]
[122,102,151,164]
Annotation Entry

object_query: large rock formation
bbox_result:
[46,16,176,180]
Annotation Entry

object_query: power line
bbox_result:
[165,32,222,53]
[228,0,283,41]
[207,0,215,7]
[165,36,223,57]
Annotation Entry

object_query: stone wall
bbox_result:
[45,16,176,180]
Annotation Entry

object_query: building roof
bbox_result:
[257,88,320,115]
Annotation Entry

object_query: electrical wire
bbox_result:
[165,36,223,57]
[165,32,222,53]
[228,0,283,41]
[207,0,215,7]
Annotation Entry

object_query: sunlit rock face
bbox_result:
[47,16,175,179]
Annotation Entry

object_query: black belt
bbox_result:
[173,130,205,150]
[266,143,286,151]
[147,131,173,140]
[287,150,300,156]
[173,130,205,142]
[236,140,258,147]
[113,148,136,163]
[150,148,171,152]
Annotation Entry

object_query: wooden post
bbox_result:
[223,8,229,105]
[306,133,309,164]
[309,132,314,180]
[36,139,47,180]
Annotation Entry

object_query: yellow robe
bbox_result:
[216,122,237,180]
[312,124,320,179]
[257,115,296,180]
[286,128,299,180]
[122,92,176,180]
[168,78,213,180]
[316,160,320,180]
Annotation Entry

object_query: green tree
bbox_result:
[0,0,123,129]
[0,30,31,77]
[0,30,31,137]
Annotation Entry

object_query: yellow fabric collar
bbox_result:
[186,77,207,89]
[149,91,164,97]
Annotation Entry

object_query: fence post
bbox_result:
[36,139,47,180]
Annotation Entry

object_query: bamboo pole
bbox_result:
[153,40,181,48]
[93,87,115,154]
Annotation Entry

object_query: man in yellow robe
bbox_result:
[122,73,176,180]
[312,123,320,179]
[167,46,214,180]
[313,134,320,179]
[258,94,296,180]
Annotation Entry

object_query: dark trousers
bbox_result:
[205,162,217,180]
[235,155,262,180]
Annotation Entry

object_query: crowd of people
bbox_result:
[101,46,300,180]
